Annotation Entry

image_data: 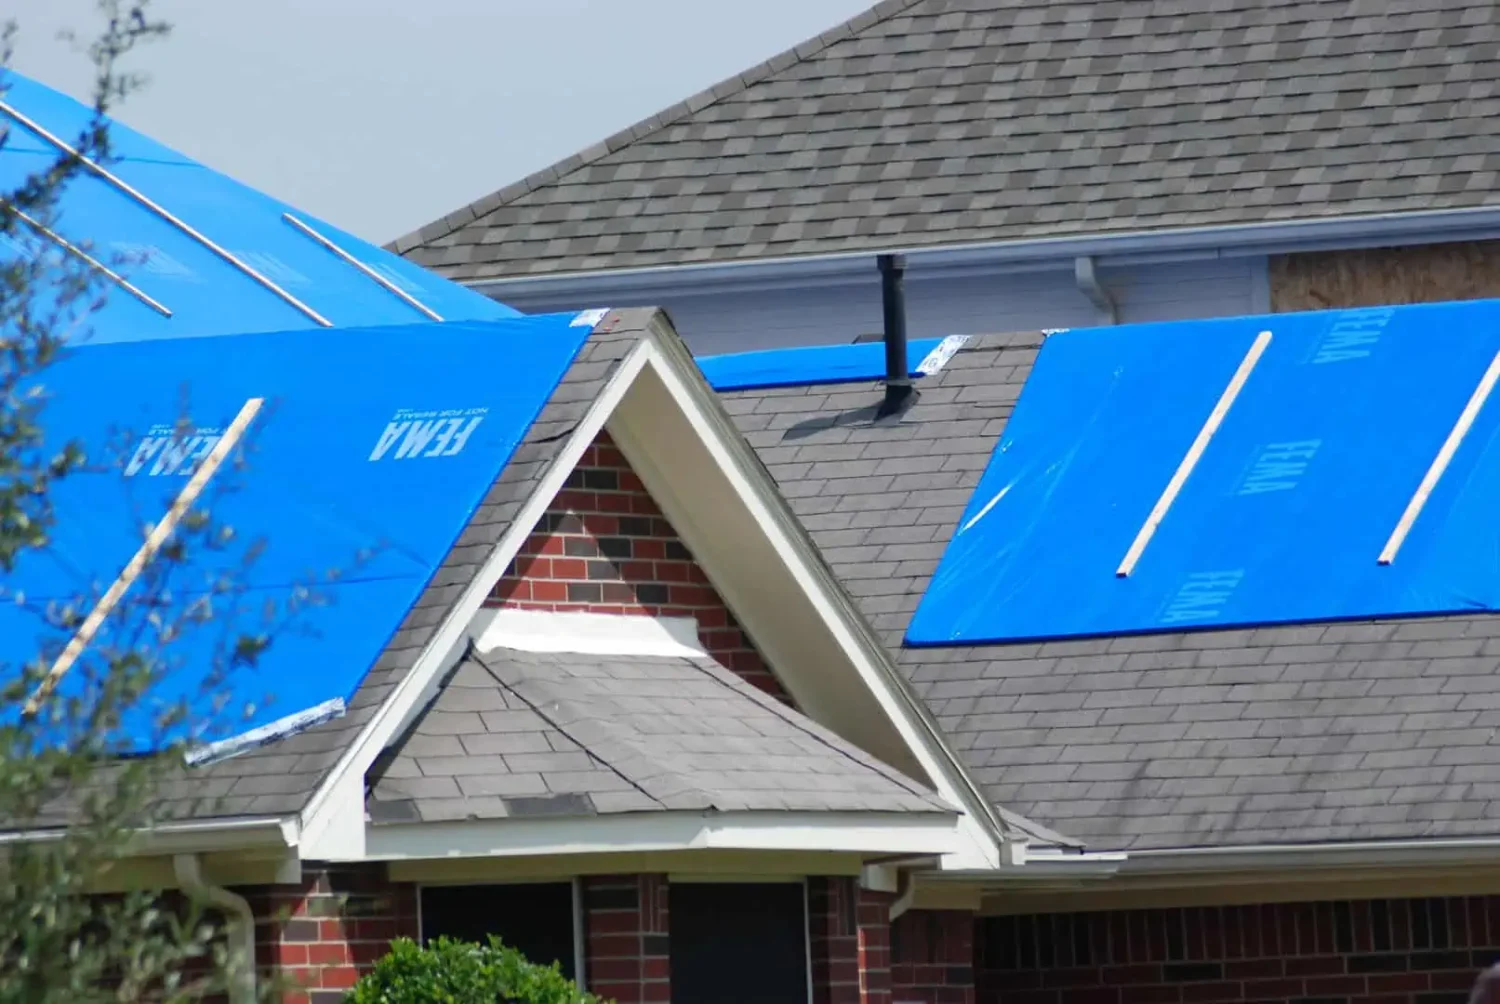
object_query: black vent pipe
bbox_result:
[877,253,914,418]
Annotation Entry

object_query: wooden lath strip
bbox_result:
[23,397,264,716]
[1116,330,1273,578]
[1379,348,1500,565]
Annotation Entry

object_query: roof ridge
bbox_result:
[688,653,939,802]
[388,0,925,255]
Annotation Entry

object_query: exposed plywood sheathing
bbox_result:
[1270,241,1500,312]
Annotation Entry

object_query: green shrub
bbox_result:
[344,936,603,1004]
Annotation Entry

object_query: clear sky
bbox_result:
[6,0,871,244]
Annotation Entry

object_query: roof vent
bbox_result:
[877,253,915,419]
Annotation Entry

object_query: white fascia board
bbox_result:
[296,339,655,861]
[935,838,1500,889]
[469,205,1500,299]
[1119,836,1500,875]
[0,815,297,855]
[620,332,1008,872]
[359,811,963,863]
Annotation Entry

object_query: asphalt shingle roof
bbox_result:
[143,313,654,824]
[722,334,1500,852]
[366,647,950,823]
[395,0,1500,280]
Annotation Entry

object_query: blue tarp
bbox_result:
[700,338,949,391]
[907,300,1500,644]
[0,310,595,748]
[0,73,520,344]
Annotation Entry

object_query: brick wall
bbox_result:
[492,429,789,701]
[811,877,864,1004]
[895,909,976,1004]
[810,877,912,1004]
[977,897,1500,1004]
[247,865,417,1004]
[583,874,670,1004]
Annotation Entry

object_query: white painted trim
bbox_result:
[614,332,1008,870]
[468,204,1500,300]
[296,340,655,859]
[360,811,963,861]
[474,608,704,658]
[1122,836,1500,874]
[571,877,586,991]
[0,815,296,853]
[802,878,813,1004]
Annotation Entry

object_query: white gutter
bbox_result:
[173,854,256,1004]
[0,815,297,854]
[468,204,1500,296]
[932,836,1500,888]
[1121,835,1500,873]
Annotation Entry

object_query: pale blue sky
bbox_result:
[7,0,870,243]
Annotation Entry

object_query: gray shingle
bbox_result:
[144,314,656,825]
[725,333,1500,852]
[395,0,1500,278]
[366,647,952,822]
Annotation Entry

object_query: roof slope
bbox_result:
[721,335,1500,852]
[1,72,519,341]
[396,0,1500,280]
[367,647,950,823]
[143,316,648,824]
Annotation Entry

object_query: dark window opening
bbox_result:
[670,882,808,1004]
[420,881,576,979]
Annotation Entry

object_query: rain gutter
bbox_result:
[467,205,1500,298]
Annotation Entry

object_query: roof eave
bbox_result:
[359,808,964,863]
[464,204,1500,298]
[1119,834,1500,874]
[0,814,299,855]
[624,312,1020,865]
[928,834,1500,889]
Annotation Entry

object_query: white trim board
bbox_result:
[474,608,705,658]
[300,308,1008,869]
[607,322,1007,870]
[360,811,963,862]
[296,339,653,859]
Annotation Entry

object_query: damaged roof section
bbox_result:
[721,329,1500,853]
[367,646,953,824]
[138,316,650,826]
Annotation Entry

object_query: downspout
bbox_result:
[1073,255,1117,324]
[173,854,256,1004]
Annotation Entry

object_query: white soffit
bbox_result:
[473,608,706,659]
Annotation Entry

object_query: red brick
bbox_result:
[496,431,792,702]
[1224,960,1283,980]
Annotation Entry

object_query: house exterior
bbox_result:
[8,307,1012,1004]
[16,7,1500,1004]
[380,2,1500,1003]
[394,0,1500,353]
[0,72,1007,1004]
